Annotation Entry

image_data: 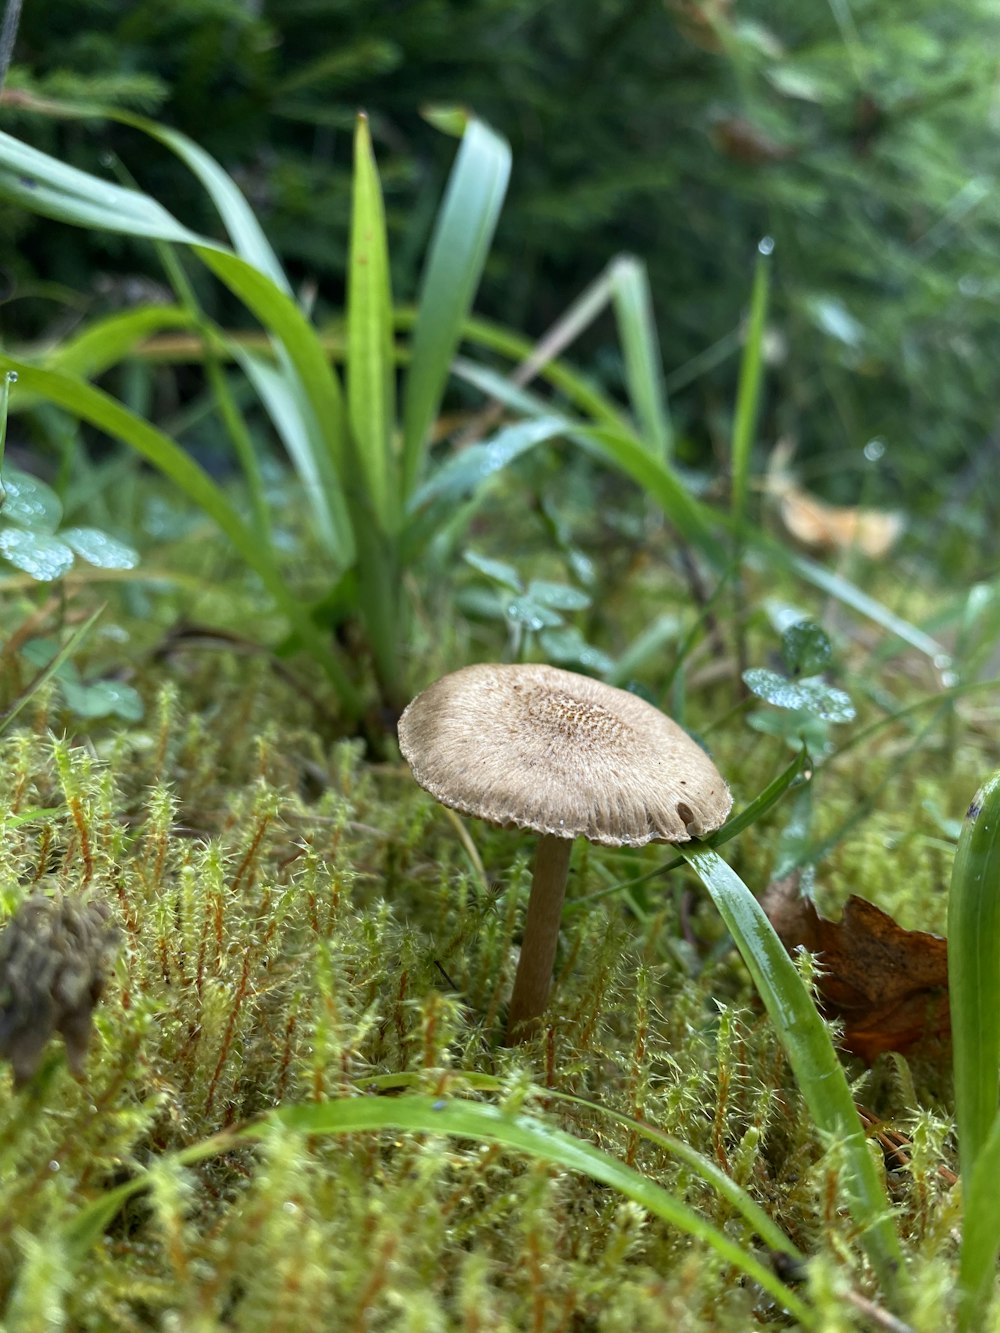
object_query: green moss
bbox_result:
[0,574,994,1329]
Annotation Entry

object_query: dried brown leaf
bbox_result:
[761,875,950,1062]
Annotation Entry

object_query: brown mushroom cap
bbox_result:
[397,663,732,847]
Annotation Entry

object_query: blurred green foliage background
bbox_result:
[5,0,1000,552]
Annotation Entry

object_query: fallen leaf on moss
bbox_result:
[765,439,905,558]
[761,875,950,1062]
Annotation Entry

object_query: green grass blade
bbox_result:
[707,747,810,848]
[609,255,672,460]
[731,252,769,536]
[254,1098,812,1319]
[0,357,362,713]
[0,604,104,737]
[401,119,511,495]
[449,359,726,569]
[58,1095,814,1326]
[679,844,906,1300]
[581,424,726,567]
[45,306,196,381]
[347,114,397,533]
[0,128,198,243]
[949,772,1000,1184]
[959,1108,1000,1331]
[111,111,290,293]
[0,128,350,503]
[357,1071,802,1260]
[234,345,354,566]
[567,748,809,914]
[8,94,291,291]
[193,247,349,481]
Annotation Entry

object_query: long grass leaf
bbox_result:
[358,1072,802,1260]
[959,1108,1000,1331]
[0,129,198,243]
[449,359,726,569]
[0,604,105,736]
[678,845,906,1299]
[58,1095,814,1326]
[609,255,672,460]
[731,254,769,535]
[401,120,511,494]
[949,772,1000,1184]
[8,94,290,291]
[0,128,350,502]
[347,114,396,533]
[110,112,290,292]
[234,346,353,566]
[45,306,196,381]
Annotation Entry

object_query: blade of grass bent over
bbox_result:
[56,1094,814,1327]
[357,1071,801,1260]
[2,92,290,292]
[679,844,906,1302]
[0,128,199,243]
[567,747,809,915]
[0,128,352,500]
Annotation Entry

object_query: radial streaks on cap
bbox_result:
[397,663,732,847]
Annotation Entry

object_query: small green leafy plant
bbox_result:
[744,618,855,753]
[458,550,612,673]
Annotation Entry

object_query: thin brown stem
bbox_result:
[505,834,574,1043]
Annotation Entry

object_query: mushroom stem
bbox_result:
[505,833,574,1043]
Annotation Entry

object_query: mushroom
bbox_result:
[397,663,732,1042]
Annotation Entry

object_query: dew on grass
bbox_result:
[864,437,886,462]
